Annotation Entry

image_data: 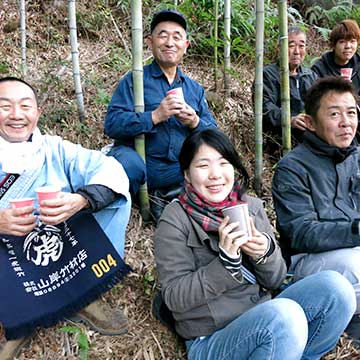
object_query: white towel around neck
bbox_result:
[0,128,44,174]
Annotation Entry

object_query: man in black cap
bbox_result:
[104,9,216,220]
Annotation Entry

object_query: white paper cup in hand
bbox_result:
[222,204,251,246]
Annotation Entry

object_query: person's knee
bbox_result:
[338,250,360,285]
[107,146,146,194]
[269,298,308,332]
[307,270,356,315]
[124,155,146,191]
[264,298,308,352]
[295,249,360,287]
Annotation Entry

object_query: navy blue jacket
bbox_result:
[104,60,216,188]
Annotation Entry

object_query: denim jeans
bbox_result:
[186,271,356,360]
[290,247,360,313]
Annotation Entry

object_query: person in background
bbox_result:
[312,19,360,93]
[272,76,360,346]
[155,128,355,360]
[0,77,131,359]
[104,9,216,220]
[261,26,318,156]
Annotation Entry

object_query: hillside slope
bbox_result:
[0,1,359,359]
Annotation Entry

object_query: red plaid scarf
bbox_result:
[178,179,246,233]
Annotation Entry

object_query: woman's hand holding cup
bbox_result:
[241,218,269,259]
[218,216,248,256]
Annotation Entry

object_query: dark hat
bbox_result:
[150,9,187,32]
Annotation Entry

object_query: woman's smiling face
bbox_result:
[184,143,235,203]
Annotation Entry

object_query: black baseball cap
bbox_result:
[150,9,187,32]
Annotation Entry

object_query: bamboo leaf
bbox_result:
[78,333,89,349]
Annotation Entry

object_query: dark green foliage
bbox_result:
[305,0,360,34]
[0,62,10,74]
[166,0,305,62]
[95,88,111,106]
[60,326,90,360]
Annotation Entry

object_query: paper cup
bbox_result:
[222,204,251,246]
[10,198,35,208]
[341,68,353,81]
[10,198,34,217]
[167,87,185,102]
[35,186,61,203]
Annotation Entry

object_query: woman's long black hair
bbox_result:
[179,128,249,193]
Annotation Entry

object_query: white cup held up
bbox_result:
[222,203,251,246]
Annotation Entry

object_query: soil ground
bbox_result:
[1,1,360,359]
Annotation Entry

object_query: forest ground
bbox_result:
[1,1,360,359]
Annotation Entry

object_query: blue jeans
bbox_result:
[186,271,356,360]
[290,247,360,313]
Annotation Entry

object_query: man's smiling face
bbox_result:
[0,80,41,143]
[147,21,189,68]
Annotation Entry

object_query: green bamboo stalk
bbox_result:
[131,0,151,222]
[214,0,219,91]
[20,0,26,78]
[254,0,264,195]
[278,0,291,155]
[224,0,231,95]
[68,0,86,122]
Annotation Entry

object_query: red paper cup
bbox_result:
[222,204,251,246]
[341,68,353,81]
[10,198,35,209]
[35,186,61,204]
[10,198,35,217]
[167,87,185,102]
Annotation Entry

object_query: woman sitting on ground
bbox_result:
[154,128,355,360]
